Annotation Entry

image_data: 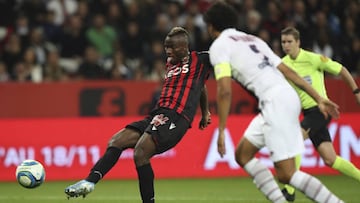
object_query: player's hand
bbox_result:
[318,98,340,119]
[355,93,360,105]
[199,111,211,130]
[217,130,226,158]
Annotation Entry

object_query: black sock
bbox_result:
[86,146,122,183]
[136,163,155,203]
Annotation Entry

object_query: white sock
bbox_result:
[290,171,344,203]
[244,158,286,203]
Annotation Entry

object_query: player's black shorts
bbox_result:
[145,108,190,154]
[125,116,152,135]
[301,106,332,148]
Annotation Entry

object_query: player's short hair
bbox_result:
[167,27,189,39]
[203,1,238,32]
[281,27,300,41]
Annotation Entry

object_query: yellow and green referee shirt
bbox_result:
[282,49,342,110]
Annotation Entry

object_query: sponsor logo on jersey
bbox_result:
[166,64,189,78]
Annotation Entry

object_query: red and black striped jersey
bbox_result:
[156,51,212,123]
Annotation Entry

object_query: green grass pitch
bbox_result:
[0,176,358,203]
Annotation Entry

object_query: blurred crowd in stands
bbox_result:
[0,0,359,83]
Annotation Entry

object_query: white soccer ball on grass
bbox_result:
[16,159,45,189]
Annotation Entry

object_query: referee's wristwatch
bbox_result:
[353,88,360,94]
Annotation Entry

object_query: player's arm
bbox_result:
[214,62,232,157]
[199,85,211,130]
[338,67,360,105]
[277,62,339,119]
[217,76,232,131]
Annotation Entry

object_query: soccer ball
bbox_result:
[16,159,45,189]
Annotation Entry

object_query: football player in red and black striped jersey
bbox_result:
[65,27,212,203]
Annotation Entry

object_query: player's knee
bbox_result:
[234,152,242,166]
[317,143,337,167]
[235,157,245,167]
[234,148,247,167]
[234,142,254,167]
[133,148,141,165]
[277,172,292,184]
[275,163,296,184]
[133,147,147,167]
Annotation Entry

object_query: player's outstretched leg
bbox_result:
[65,180,95,199]
[290,170,344,203]
[64,146,123,199]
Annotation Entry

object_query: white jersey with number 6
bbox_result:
[209,28,292,98]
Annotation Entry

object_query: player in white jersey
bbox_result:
[204,2,343,203]
[211,28,307,163]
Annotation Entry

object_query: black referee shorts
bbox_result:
[145,108,190,154]
[301,106,332,148]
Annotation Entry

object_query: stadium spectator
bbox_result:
[43,49,69,82]
[1,34,23,79]
[105,2,126,40]
[123,1,144,26]
[165,1,183,28]
[23,47,45,83]
[143,40,167,76]
[179,1,207,32]
[340,16,360,74]
[136,0,158,33]
[311,11,336,58]
[262,0,286,45]
[41,10,63,43]
[46,0,78,26]
[121,21,146,73]
[56,14,88,74]
[13,61,29,82]
[27,27,56,66]
[0,61,10,82]
[344,0,359,27]
[257,28,271,45]
[14,15,31,49]
[75,0,92,28]
[18,0,47,27]
[182,15,204,51]
[312,29,334,59]
[77,46,107,80]
[288,0,312,49]
[149,13,171,43]
[237,0,257,30]
[109,50,132,80]
[146,58,166,82]
[11,47,42,83]
[86,13,117,59]
[242,9,262,36]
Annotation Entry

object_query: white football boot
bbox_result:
[65,180,95,199]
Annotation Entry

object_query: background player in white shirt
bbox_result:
[203,2,343,203]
